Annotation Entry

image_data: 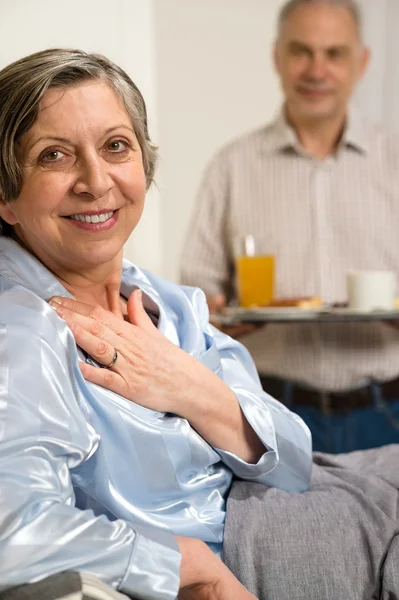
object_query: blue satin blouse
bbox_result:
[0,237,312,599]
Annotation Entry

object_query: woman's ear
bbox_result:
[0,195,18,225]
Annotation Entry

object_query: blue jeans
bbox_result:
[260,377,399,453]
[295,399,399,453]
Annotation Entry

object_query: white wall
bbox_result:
[354,0,399,130]
[154,0,284,281]
[0,0,162,274]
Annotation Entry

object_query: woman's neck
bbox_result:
[10,230,126,317]
[56,260,125,319]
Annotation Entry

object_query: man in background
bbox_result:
[180,0,399,452]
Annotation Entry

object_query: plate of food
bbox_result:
[212,297,399,325]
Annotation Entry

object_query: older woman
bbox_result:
[0,49,312,600]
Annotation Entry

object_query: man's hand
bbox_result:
[207,294,228,314]
[206,294,264,339]
[385,320,399,330]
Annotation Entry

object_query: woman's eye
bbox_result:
[41,150,64,162]
[107,140,128,152]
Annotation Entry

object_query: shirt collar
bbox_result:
[0,235,162,316]
[341,108,370,154]
[261,106,370,156]
[0,236,73,301]
[0,236,172,339]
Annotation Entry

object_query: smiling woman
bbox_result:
[2,82,147,281]
[0,48,312,600]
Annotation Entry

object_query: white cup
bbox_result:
[347,270,396,311]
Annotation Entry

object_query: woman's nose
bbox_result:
[73,157,113,198]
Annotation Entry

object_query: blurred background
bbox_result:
[0,0,397,280]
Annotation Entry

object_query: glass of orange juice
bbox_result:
[235,235,275,308]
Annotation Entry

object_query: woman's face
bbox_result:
[0,81,147,273]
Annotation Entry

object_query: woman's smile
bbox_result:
[66,208,119,231]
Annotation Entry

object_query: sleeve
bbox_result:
[212,324,312,492]
[179,149,233,296]
[0,290,180,600]
[186,286,312,493]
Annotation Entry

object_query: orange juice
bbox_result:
[236,255,275,307]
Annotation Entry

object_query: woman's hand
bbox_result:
[49,290,264,462]
[177,537,258,600]
[49,290,207,415]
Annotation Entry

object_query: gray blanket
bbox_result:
[223,444,399,600]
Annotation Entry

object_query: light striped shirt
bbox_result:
[180,111,399,392]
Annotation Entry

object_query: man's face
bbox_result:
[274,3,369,123]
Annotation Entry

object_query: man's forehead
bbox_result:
[279,4,359,44]
[280,26,359,49]
[286,39,353,51]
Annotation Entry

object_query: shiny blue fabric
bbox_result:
[0,237,312,599]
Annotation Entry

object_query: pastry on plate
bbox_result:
[268,296,323,309]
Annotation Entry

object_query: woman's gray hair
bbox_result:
[0,48,157,208]
[278,0,362,40]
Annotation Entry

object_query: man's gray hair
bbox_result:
[278,0,363,39]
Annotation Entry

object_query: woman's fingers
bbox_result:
[127,289,159,334]
[79,361,127,395]
[177,536,258,600]
[72,319,117,368]
[49,296,126,336]
[48,294,180,413]
[49,302,120,367]
[49,291,160,338]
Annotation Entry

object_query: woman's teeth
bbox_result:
[70,211,114,223]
